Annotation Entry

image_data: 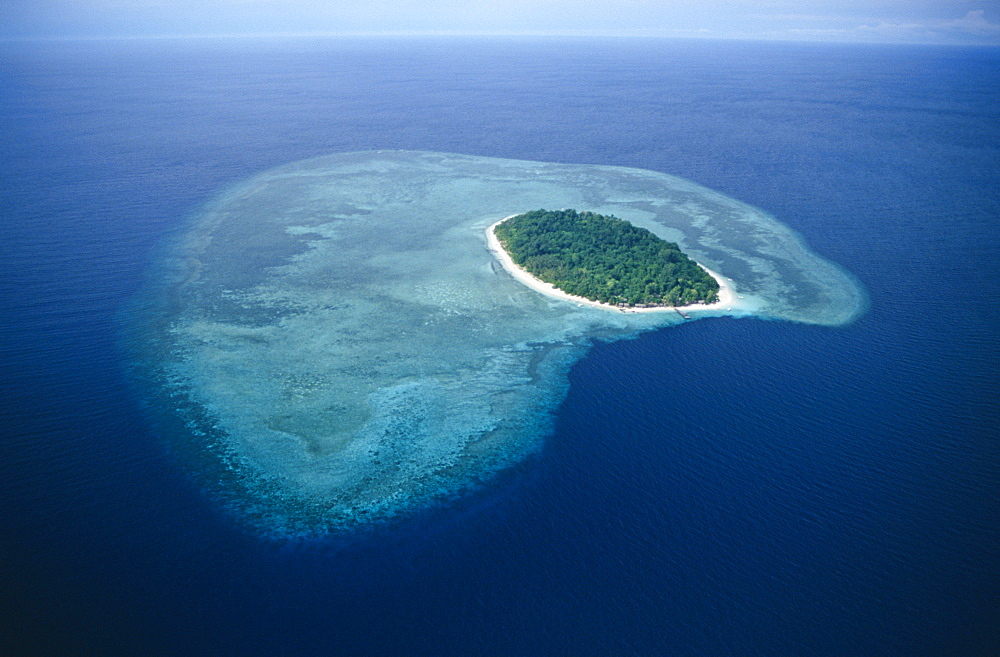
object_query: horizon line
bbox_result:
[2,30,998,48]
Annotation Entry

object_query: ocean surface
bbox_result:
[1,36,997,656]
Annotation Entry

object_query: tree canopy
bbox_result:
[494,209,719,307]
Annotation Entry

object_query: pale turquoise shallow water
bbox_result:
[138,150,865,534]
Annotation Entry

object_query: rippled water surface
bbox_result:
[1,37,996,656]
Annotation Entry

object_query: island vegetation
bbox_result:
[493,209,719,307]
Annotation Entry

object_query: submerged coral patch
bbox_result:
[130,151,865,535]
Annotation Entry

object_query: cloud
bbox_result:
[854,9,1000,42]
[781,8,1000,44]
[946,9,1000,35]
[2,0,999,43]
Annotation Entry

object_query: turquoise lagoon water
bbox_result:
[135,151,865,533]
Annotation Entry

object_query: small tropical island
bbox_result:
[491,209,721,309]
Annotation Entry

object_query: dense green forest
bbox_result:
[493,209,719,307]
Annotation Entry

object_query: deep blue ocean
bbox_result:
[1,37,997,656]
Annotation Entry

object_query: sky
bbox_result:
[1,0,999,45]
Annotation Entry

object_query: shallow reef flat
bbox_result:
[132,151,866,535]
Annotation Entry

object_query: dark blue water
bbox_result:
[2,37,997,656]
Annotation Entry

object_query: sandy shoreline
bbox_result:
[487,215,736,314]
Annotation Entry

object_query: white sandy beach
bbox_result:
[487,215,736,314]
